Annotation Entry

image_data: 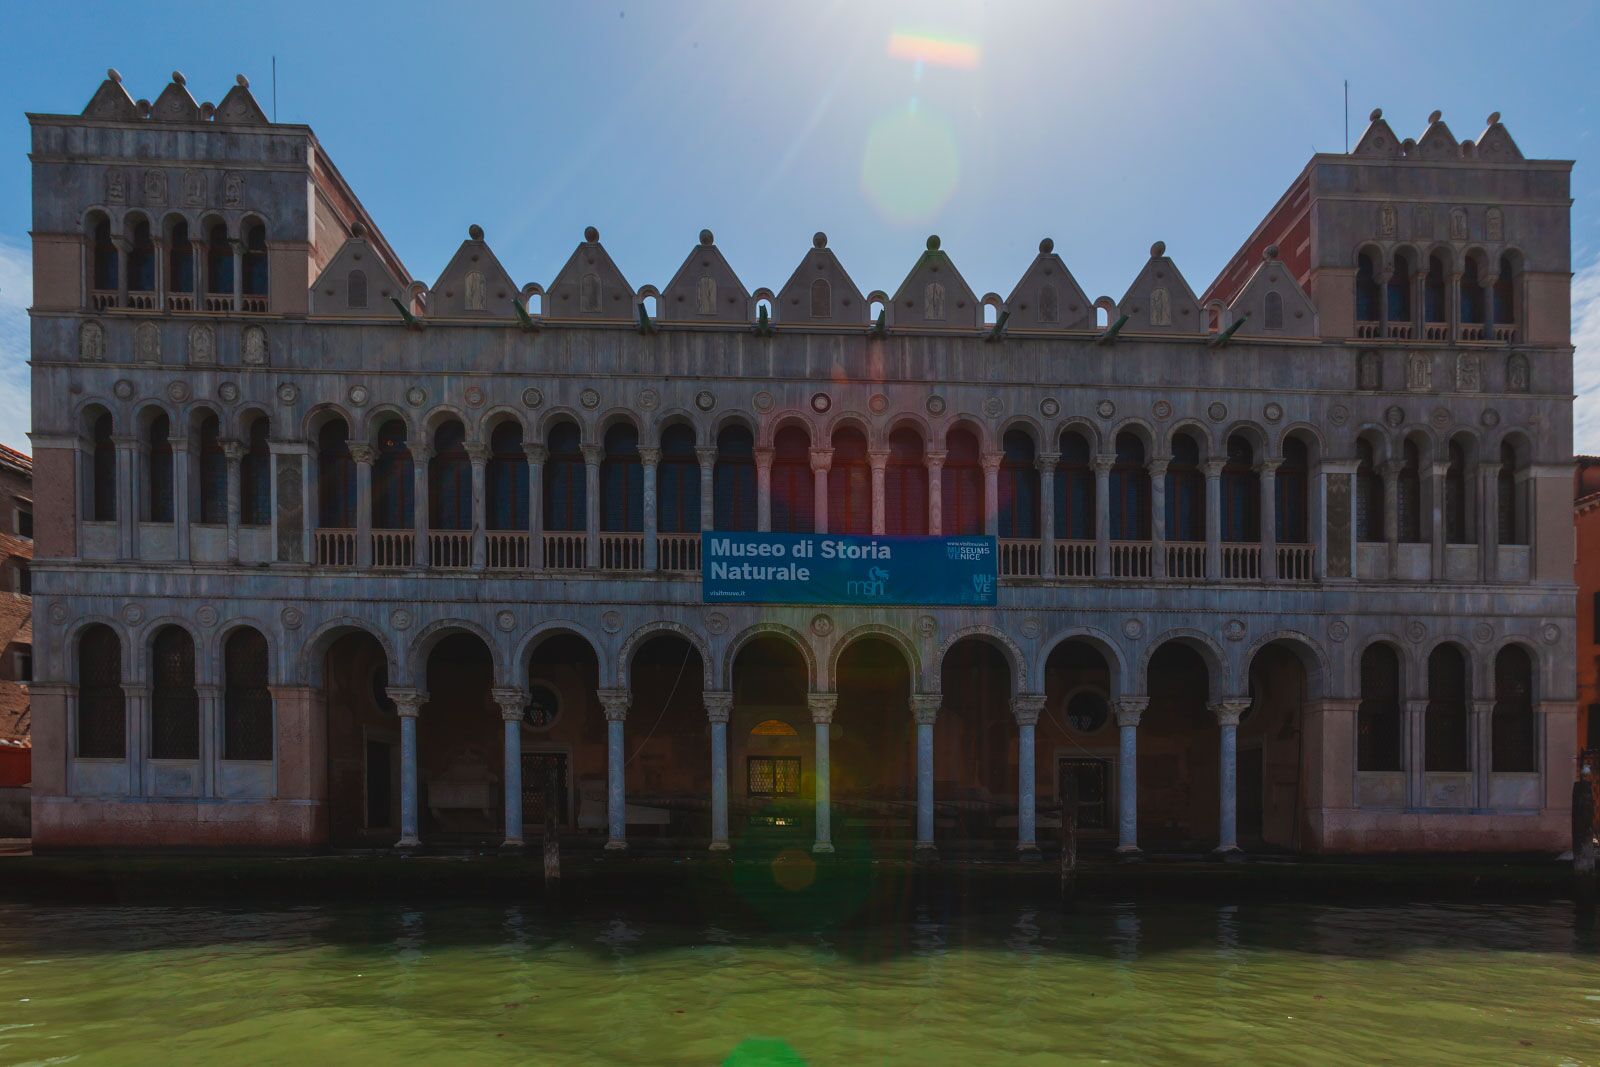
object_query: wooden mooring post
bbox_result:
[1575,752,1597,906]
[543,760,561,887]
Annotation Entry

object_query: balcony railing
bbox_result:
[372,529,414,568]
[487,531,531,570]
[1220,542,1260,580]
[167,294,195,312]
[1277,544,1315,582]
[1458,324,1485,342]
[204,294,235,313]
[1355,320,1380,339]
[542,531,586,570]
[315,528,356,567]
[658,533,701,573]
[599,532,644,570]
[91,290,119,311]
[426,530,470,569]
[1109,540,1151,578]
[126,290,157,311]
[242,295,269,313]
[1384,322,1414,340]
[1423,322,1449,342]
[1055,539,1094,578]
[1166,542,1206,580]
[1493,324,1518,343]
[998,538,1041,578]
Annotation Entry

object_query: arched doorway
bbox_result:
[523,634,603,837]
[937,637,1014,848]
[832,636,913,842]
[416,633,499,843]
[624,634,708,842]
[730,636,811,840]
[1042,639,1117,847]
[324,629,400,846]
[1242,641,1309,851]
[1140,642,1216,848]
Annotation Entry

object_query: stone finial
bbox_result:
[1264,243,1279,260]
[1427,109,1442,125]
[172,71,186,87]
[468,223,484,240]
[1487,111,1501,126]
[236,74,250,88]
[813,231,827,248]
[1039,237,1054,254]
[1369,107,1382,121]
[926,234,941,251]
[1150,240,1166,258]
[350,222,367,239]
[108,68,122,84]
[699,228,714,246]
[583,225,599,243]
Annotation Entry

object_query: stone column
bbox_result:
[696,447,717,534]
[125,683,149,796]
[524,443,546,564]
[1448,271,1463,338]
[1149,457,1169,579]
[639,447,660,571]
[1212,700,1249,856]
[1404,698,1428,809]
[189,237,206,309]
[388,688,426,848]
[222,438,244,564]
[1375,267,1391,335]
[754,447,774,532]
[409,442,432,569]
[925,450,946,536]
[467,442,489,570]
[1093,454,1115,576]
[493,688,528,847]
[1013,694,1046,854]
[1479,460,1500,581]
[153,237,167,310]
[171,435,191,561]
[1038,451,1059,577]
[582,444,603,569]
[809,692,837,853]
[231,237,244,309]
[1115,699,1146,855]
[1428,460,1448,580]
[981,452,1002,538]
[599,688,629,849]
[705,691,733,850]
[196,683,220,797]
[349,443,374,568]
[809,449,832,534]
[869,449,889,535]
[1472,699,1494,809]
[910,693,940,856]
[1381,459,1403,580]
[115,434,137,559]
[1258,458,1280,580]
[112,235,129,307]
[1203,458,1224,580]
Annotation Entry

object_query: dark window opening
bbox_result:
[150,626,199,761]
[223,627,274,761]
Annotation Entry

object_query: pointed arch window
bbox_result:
[128,217,155,293]
[1165,433,1204,541]
[1355,252,1379,322]
[885,428,928,536]
[317,420,356,528]
[198,414,227,525]
[809,278,831,318]
[942,429,984,537]
[828,428,871,535]
[1356,438,1383,542]
[205,222,233,295]
[1460,256,1485,325]
[1055,431,1095,541]
[1498,440,1527,546]
[487,422,528,531]
[713,425,757,532]
[373,419,414,530]
[1110,433,1150,540]
[91,412,117,522]
[1424,255,1447,323]
[168,219,193,295]
[1220,435,1257,542]
[1387,251,1412,322]
[1492,645,1537,772]
[544,423,586,532]
[1398,439,1424,543]
[77,624,124,759]
[1444,440,1470,544]
[1425,644,1470,772]
[1493,255,1516,325]
[223,627,274,761]
[1357,643,1402,771]
[242,221,268,296]
[241,417,272,526]
[429,421,470,530]
[146,412,174,524]
[1276,437,1309,544]
[770,427,814,534]
[1263,290,1284,330]
[150,626,199,761]
[998,430,1039,538]
[600,424,642,532]
[658,424,700,534]
[90,215,118,292]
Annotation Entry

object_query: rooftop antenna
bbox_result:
[1343,79,1349,152]
[272,56,277,122]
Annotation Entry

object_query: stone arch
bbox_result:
[232,402,273,441]
[1351,632,1411,697]
[1163,418,1213,459]
[1353,423,1391,463]
[761,410,819,448]
[513,619,612,685]
[1493,635,1548,702]
[710,409,758,445]
[651,407,704,446]
[213,616,283,688]
[721,622,818,693]
[596,407,643,441]
[824,411,874,448]
[1141,628,1231,702]
[536,407,587,444]
[1243,630,1330,700]
[1398,424,1440,464]
[935,625,1027,695]
[1221,419,1270,457]
[405,617,507,688]
[477,405,529,444]
[828,623,924,694]
[299,616,400,689]
[1275,422,1325,464]
[943,414,994,453]
[1420,634,1477,695]
[302,402,356,441]
[1054,416,1101,454]
[998,415,1046,451]
[136,615,203,687]
[1107,416,1157,456]
[61,614,133,683]
[884,411,933,450]
[1039,626,1130,697]
[617,621,715,691]
[413,405,465,441]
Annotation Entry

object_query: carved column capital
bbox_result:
[522,443,548,464]
[924,449,947,471]
[808,692,838,725]
[637,447,661,468]
[753,446,775,469]
[597,687,629,722]
[387,688,427,718]
[1255,458,1282,476]
[1471,699,1495,720]
[581,444,604,466]
[492,687,529,721]
[910,693,941,725]
[1147,458,1170,478]
[867,449,891,471]
[347,443,376,465]
[694,446,719,469]
[1036,451,1061,472]
[220,439,246,462]
[464,443,491,465]
[1114,698,1148,728]
[1011,693,1046,726]
[1092,454,1117,475]
[1201,458,1226,478]
[1210,699,1251,727]
[1379,460,1406,479]
[980,452,1004,475]
[704,691,733,724]
[809,448,833,473]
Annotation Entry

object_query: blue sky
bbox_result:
[0,0,1595,453]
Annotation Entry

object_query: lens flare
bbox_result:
[886,31,981,70]
[860,106,960,226]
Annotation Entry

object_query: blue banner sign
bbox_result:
[701,532,997,606]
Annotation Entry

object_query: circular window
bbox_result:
[1066,691,1109,733]
[523,684,560,729]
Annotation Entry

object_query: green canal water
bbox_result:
[0,898,1596,1066]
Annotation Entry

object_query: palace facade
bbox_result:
[23,72,1579,855]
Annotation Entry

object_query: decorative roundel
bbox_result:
[1223,618,1247,642]
[1020,616,1042,640]
[926,395,947,416]
[809,392,831,414]
[464,385,486,408]
[47,602,69,626]
[916,615,937,639]
[167,380,191,403]
[695,390,717,412]
[280,606,304,630]
[523,683,560,730]
[1329,403,1351,427]
[1430,406,1451,429]
[389,608,412,631]
[347,385,370,407]
[522,387,544,409]
[580,388,601,410]
[1405,619,1427,643]
[217,381,240,404]
[121,603,144,625]
[1542,622,1562,645]
[753,391,775,413]
[277,382,299,404]
[601,610,623,634]
[1472,621,1495,645]
[705,611,730,635]
[1384,405,1405,427]
[983,397,1004,419]
[1207,402,1227,423]
[810,613,833,637]
[196,606,219,628]
[1151,400,1172,420]
[638,388,660,411]
[113,379,135,400]
[405,387,427,407]
[1327,620,1350,643]
[1122,618,1144,640]
[1040,397,1060,418]
[496,610,517,632]
[1480,408,1501,428]
[1263,402,1283,424]
[868,393,889,415]
[1094,399,1116,420]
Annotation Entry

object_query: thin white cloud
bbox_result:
[1574,255,1600,455]
[0,241,29,455]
